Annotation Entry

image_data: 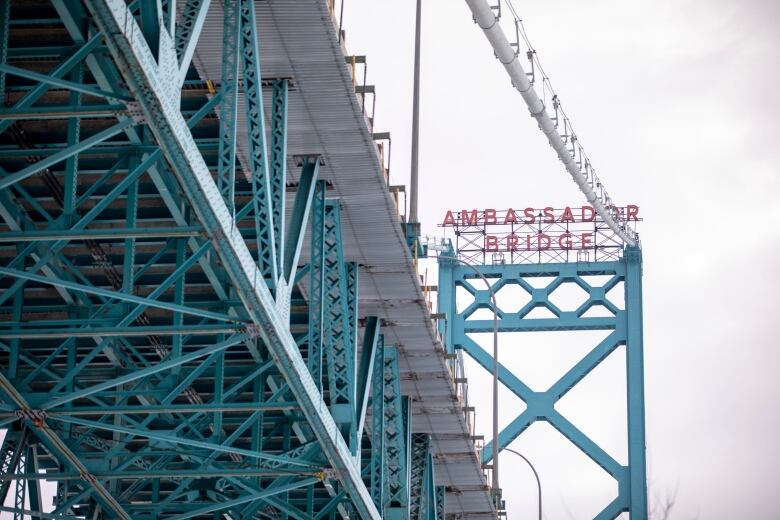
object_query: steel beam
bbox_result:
[383,345,410,518]
[318,200,358,449]
[2,402,298,417]
[0,227,204,242]
[0,428,28,506]
[283,157,319,286]
[308,180,327,389]
[0,468,319,481]
[0,266,236,323]
[81,1,380,516]
[166,476,320,520]
[0,104,126,120]
[438,252,647,518]
[435,485,446,520]
[0,63,131,101]
[216,0,239,212]
[409,433,431,520]
[0,0,9,103]
[0,374,132,519]
[50,414,319,470]
[270,79,288,277]
[139,0,162,61]
[625,246,648,516]
[40,333,249,410]
[175,0,211,85]
[370,334,385,510]
[0,324,241,339]
[0,32,104,136]
[356,316,380,444]
[0,119,133,190]
[239,0,277,286]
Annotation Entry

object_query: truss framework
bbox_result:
[438,246,647,519]
[0,1,444,518]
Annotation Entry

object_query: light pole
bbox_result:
[438,254,500,503]
[409,0,421,223]
[503,447,542,520]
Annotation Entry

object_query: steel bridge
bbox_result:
[0,0,646,519]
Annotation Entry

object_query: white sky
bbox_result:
[343,0,780,518]
[2,2,777,519]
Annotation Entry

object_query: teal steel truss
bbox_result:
[438,246,648,519]
[0,1,439,518]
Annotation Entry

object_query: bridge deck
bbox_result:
[187,0,493,515]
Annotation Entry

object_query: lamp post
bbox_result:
[409,0,421,223]
[438,254,500,503]
[503,447,542,520]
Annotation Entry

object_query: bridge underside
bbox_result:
[0,0,493,518]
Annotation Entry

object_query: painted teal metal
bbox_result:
[382,345,411,519]
[409,433,440,520]
[438,245,648,519]
[435,484,446,520]
[270,79,289,276]
[309,180,328,391]
[370,333,386,510]
[216,0,240,213]
[0,1,439,518]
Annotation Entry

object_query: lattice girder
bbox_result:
[0,1,402,518]
[438,248,647,519]
[382,345,411,518]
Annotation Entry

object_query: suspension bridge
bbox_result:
[0,0,646,518]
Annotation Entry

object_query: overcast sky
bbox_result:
[344,0,780,518]
[2,2,775,519]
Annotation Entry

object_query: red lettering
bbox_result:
[442,210,456,226]
[526,234,532,250]
[460,209,478,226]
[626,204,639,221]
[504,208,518,224]
[507,234,519,250]
[537,233,551,250]
[581,232,593,249]
[485,235,499,251]
[523,207,535,224]
[543,207,554,223]
[560,206,575,223]
[484,208,497,225]
[581,205,595,222]
[559,233,573,249]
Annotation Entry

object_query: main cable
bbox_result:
[465,0,639,246]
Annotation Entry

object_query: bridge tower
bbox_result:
[437,241,648,519]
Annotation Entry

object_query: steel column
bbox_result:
[625,246,648,517]
[216,0,240,213]
[383,345,410,519]
[438,250,647,519]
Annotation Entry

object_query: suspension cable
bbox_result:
[465,0,639,246]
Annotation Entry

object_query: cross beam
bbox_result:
[81,1,380,517]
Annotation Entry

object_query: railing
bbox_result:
[326,0,346,44]
[326,0,395,207]
[324,0,494,499]
[373,132,392,184]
